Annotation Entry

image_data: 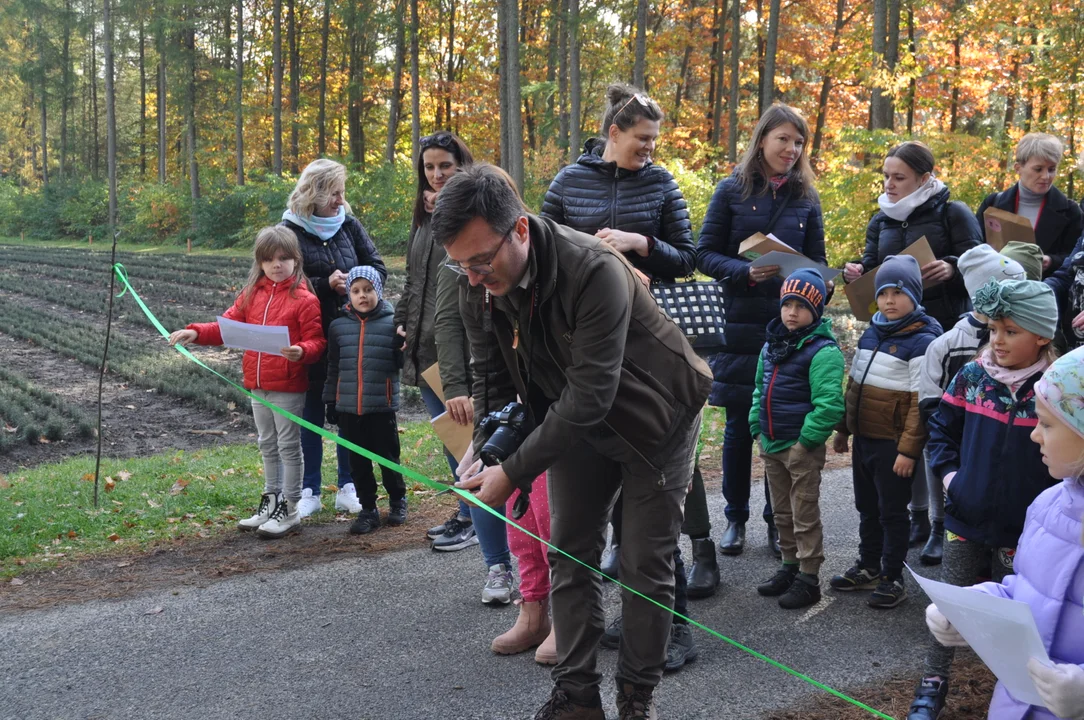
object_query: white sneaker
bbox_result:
[238,492,279,530]
[482,563,515,605]
[256,498,301,538]
[334,483,363,513]
[297,488,323,518]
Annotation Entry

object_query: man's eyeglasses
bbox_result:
[444,229,514,277]
[420,133,456,151]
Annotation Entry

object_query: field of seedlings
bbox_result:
[0,243,419,472]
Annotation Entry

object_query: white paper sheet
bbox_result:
[907,565,1050,707]
[748,250,841,281]
[216,316,292,356]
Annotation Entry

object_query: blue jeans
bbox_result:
[301,365,352,496]
[722,398,773,524]
[420,385,510,568]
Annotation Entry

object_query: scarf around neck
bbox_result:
[282,206,346,241]
[764,317,818,364]
[871,308,924,335]
[878,177,946,222]
[978,346,1050,396]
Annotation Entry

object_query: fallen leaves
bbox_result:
[116,470,132,481]
[143,606,164,615]
[10,578,25,586]
[169,478,189,496]
[0,476,9,489]
[104,477,116,492]
[81,473,94,482]
[107,533,121,542]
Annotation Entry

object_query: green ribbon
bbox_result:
[112,263,895,720]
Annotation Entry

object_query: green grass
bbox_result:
[0,235,255,257]
[0,419,453,578]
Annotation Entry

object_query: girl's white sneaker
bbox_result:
[334,483,363,513]
[297,488,324,518]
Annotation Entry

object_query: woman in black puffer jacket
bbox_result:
[281,159,387,517]
[842,141,981,333]
[697,103,826,561]
[541,84,707,658]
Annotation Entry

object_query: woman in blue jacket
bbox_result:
[696,103,826,558]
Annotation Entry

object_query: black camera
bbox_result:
[478,402,533,467]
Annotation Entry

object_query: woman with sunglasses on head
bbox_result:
[697,104,826,563]
[281,159,387,519]
[541,82,702,673]
[399,133,515,606]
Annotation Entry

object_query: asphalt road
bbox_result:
[1,467,941,720]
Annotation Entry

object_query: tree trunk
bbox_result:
[156,0,167,183]
[384,0,405,163]
[905,0,915,135]
[61,0,72,179]
[755,0,764,116]
[869,0,889,129]
[185,7,200,201]
[410,0,420,158]
[727,0,740,162]
[948,0,964,133]
[139,15,146,178]
[558,0,569,152]
[272,0,282,175]
[90,0,99,180]
[317,0,330,155]
[38,18,48,185]
[761,0,780,109]
[674,2,697,124]
[545,0,560,128]
[446,0,456,129]
[498,0,509,166]
[347,2,365,166]
[812,0,847,159]
[569,0,580,157]
[235,0,244,184]
[288,0,299,173]
[633,0,648,88]
[104,0,116,229]
[710,0,727,144]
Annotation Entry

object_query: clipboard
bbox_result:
[421,363,445,404]
[738,233,802,261]
[431,411,473,461]
[983,207,1036,251]
[844,236,936,322]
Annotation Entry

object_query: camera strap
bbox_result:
[481,283,539,420]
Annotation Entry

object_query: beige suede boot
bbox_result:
[491,599,551,655]
[534,624,558,665]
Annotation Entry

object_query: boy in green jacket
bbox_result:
[749,268,845,609]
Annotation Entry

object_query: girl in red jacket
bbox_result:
[168,226,326,538]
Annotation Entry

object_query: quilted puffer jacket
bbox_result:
[696,174,826,407]
[323,300,402,416]
[281,214,387,334]
[187,276,326,392]
[540,138,695,282]
[859,187,981,332]
[840,313,942,459]
[972,478,1084,720]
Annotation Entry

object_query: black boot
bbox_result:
[909,511,931,548]
[719,521,745,556]
[600,543,620,580]
[686,538,720,599]
[920,521,944,566]
[767,520,782,558]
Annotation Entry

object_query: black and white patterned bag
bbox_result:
[651,280,726,354]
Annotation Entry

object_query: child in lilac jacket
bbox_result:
[925,346,1084,720]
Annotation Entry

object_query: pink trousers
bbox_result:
[505,474,551,603]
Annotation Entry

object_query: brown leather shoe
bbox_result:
[534,625,557,665]
[616,681,657,720]
[533,686,605,720]
[491,600,551,655]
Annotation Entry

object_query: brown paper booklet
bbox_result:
[738,233,801,260]
[982,207,1035,250]
[421,363,445,404]
[844,236,936,322]
[431,412,472,461]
